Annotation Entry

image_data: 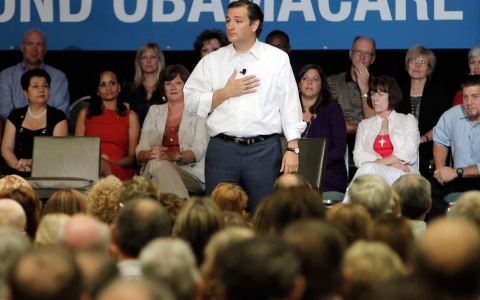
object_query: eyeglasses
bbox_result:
[272,43,289,50]
[409,59,428,66]
[350,49,375,58]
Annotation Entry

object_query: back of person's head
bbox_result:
[414,217,480,299]
[116,198,170,258]
[140,238,200,300]
[87,175,123,225]
[448,191,480,229]
[43,189,87,217]
[348,174,392,218]
[369,275,452,300]
[0,186,42,239]
[369,216,414,264]
[344,241,405,300]
[0,175,31,190]
[96,278,176,300]
[273,173,311,191]
[283,220,348,300]
[119,177,160,204]
[201,227,255,298]
[59,214,110,253]
[35,213,70,247]
[213,236,304,300]
[74,250,119,298]
[392,174,431,220]
[211,183,250,222]
[0,199,27,232]
[254,187,325,233]
[222,211,252,228]
[8,245,84,300]
[326,203,372,243]
[159,193,184,229]
[172,197,224,265]
[0,227,31,298]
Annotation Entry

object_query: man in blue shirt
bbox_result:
[428,75,480,220]
[0,29,70,121]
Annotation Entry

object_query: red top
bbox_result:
[452,89,463,107]
[373,134,394,158]
[163,125,180,153]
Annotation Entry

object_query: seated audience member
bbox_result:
[212,236,305,300]
[119,176,161,205]
[222,211,252,228]
[294,64,348,192]
[265,30,302,75]
[283,220,349,300]
[113,199,170,279]
[326,203,372,243]
[254,187,326,234]
[136,65,209,199]
[414,218,480,300]
[7,245,87,300]
[96,278,176,300]
[201,227,255,298]
[76,68,140,180]
[42,189,87,216]
[447,191,480,228]
[0,227,31,299]
[346,174,393,218]
[0,186,42,239]
[211,183,251,225]
[74,251,119,299]
[344,241,405,300]
[124,42,166,126]
[34,213,70,247]
[172,197,224,266]
[86,175,123,225]
[369,276,451,300]
[0,174,31,190]
[273,173,311,190]
[428,75,480,220]
[0,199,27,233]
[391,174,431,238]
[352,75,420,185]
[396,45,449,177]
[140,238,203,300]
[159,193,184,229]
[193,29,229,60]
[1,69,68,177]
[453,45,480,106]
[59,214,110,254]
[0,29,70,121]
[369,216,415,266]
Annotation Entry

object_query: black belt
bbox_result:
[216,133,277,145]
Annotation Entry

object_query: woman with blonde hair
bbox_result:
[35,213,70,246]
[42,189,87,216]
[125,42,167,126]
[86,175,123,224]
[210,183,250,224]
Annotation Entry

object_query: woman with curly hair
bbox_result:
[86,175,123,224]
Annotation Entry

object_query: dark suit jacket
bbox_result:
[396,79,450,177]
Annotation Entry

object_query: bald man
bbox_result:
[0,199,26,232]
[59,214,110,254]
[414,218,480,299]
[273,173,311,191]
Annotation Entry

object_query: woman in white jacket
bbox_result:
[352,75,420,186]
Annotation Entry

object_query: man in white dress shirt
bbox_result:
[184,0,305,212]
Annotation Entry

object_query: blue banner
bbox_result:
[1,0,478,51]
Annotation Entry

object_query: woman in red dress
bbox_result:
[75,69,140,181]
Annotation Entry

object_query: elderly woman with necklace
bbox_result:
[296,64,348,193]
[1,69,68,177]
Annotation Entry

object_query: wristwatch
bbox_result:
[361,93,369,98]
[287,147,300,154]
[457,168,464,179]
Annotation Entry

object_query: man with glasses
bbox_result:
[265,30,302,75]
[327,36,377,178]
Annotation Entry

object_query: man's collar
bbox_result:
[228,39,260,61]
[21,61,46,71]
